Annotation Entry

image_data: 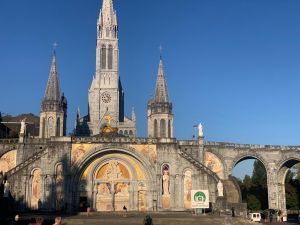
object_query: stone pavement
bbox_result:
[12,212,300,225]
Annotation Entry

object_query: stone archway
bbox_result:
[70,147,155,212]
[229,155,268,208]
[277,158,300,216]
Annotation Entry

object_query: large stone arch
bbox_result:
[69,146,156,212]
[229,153,268,176]
[277,157,300,215]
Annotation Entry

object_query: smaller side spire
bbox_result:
[153,57,170,103]
[44,50,61,101]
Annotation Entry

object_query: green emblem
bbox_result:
[194,191,206,202]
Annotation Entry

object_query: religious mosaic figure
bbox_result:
[162,164,170,208]
[184,170,192,208]
[96,160,130,211]
[31,169,42,209]
[55,164,64,210]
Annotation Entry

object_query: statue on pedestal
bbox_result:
[198,123,203,138]
[217,180,224,197]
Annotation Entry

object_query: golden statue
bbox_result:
[100,114,118,134]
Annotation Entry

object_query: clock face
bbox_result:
[101,92,111,103]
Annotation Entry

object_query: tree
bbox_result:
[247,194,261,210]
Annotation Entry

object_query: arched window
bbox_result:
[160,119,166,138]
[129,130,133,136]
[56,117,60,136]
[108,45,113,69]
[48,117,54,137]
[124,130,128,136]
[42,117,45,138]
[119,130,123,135]
[101,45,106,69]
[154,119,158,138]
[168,119,171,138]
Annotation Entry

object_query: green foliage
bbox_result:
[247,194,261,210]
[285,183,299,209]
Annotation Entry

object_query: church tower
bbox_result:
[88,0,123,135]
[39,51,67,138]
[147,56,173,138]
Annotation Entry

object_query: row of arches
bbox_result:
[118,130,134,136]
[40,116,61,138]
[153,119,171,138]
[29,163,65,210]
[231,155,300,215]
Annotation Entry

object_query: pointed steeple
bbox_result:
[44,51,61,101]
[153,57,169,103]
[98,0,117,27]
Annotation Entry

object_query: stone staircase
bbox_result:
[178,148,220,182]
[6,148,49,177]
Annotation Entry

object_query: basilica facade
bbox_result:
[0,0,252,214]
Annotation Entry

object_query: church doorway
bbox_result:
[95,160,130,211]
[77,151,152,212]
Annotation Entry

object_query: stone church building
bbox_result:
[1,0,299,216]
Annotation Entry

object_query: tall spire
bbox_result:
[44,50,61,101]
[99,0,117,28]
[153,57,169,103]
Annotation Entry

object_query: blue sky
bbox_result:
[1,0,300,178]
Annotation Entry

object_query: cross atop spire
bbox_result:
[153,57,170,103]
[44,50,61,101]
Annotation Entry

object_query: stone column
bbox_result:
[92,182,98,210]
[170,175,175,209]
[267,163,279,209]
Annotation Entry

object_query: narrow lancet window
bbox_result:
[108,45,113,69]
[101,45,106,69]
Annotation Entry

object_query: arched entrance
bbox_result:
[232,155,268,210]
[73,148,154,212]
[278,158,300,216]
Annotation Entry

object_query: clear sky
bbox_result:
[1,0,300,178]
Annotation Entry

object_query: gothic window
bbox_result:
[42,117,45,138]
[101,45,106,69]
[160,119,166,138]
[119,130,123,135]
[108,45,113,69]
[168,119,171,138]
[48,117,54,137]
[106,28,109,38]
[124,130,128,136]
[154,119,158,138]
[56,118,60,136]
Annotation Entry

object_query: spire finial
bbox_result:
[159,44,163,60]
[53,42,58,50]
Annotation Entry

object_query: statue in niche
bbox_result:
[162,164,171,208]
[56,164,64,184]
[162,170,170,195]
[217,180,224,197]
[31,170,41,209]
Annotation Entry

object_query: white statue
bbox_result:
[162,170,170,196]
[20,118,26,135]
[3,180,10,198]
[198,123,203,137]
[217,180,224,197]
